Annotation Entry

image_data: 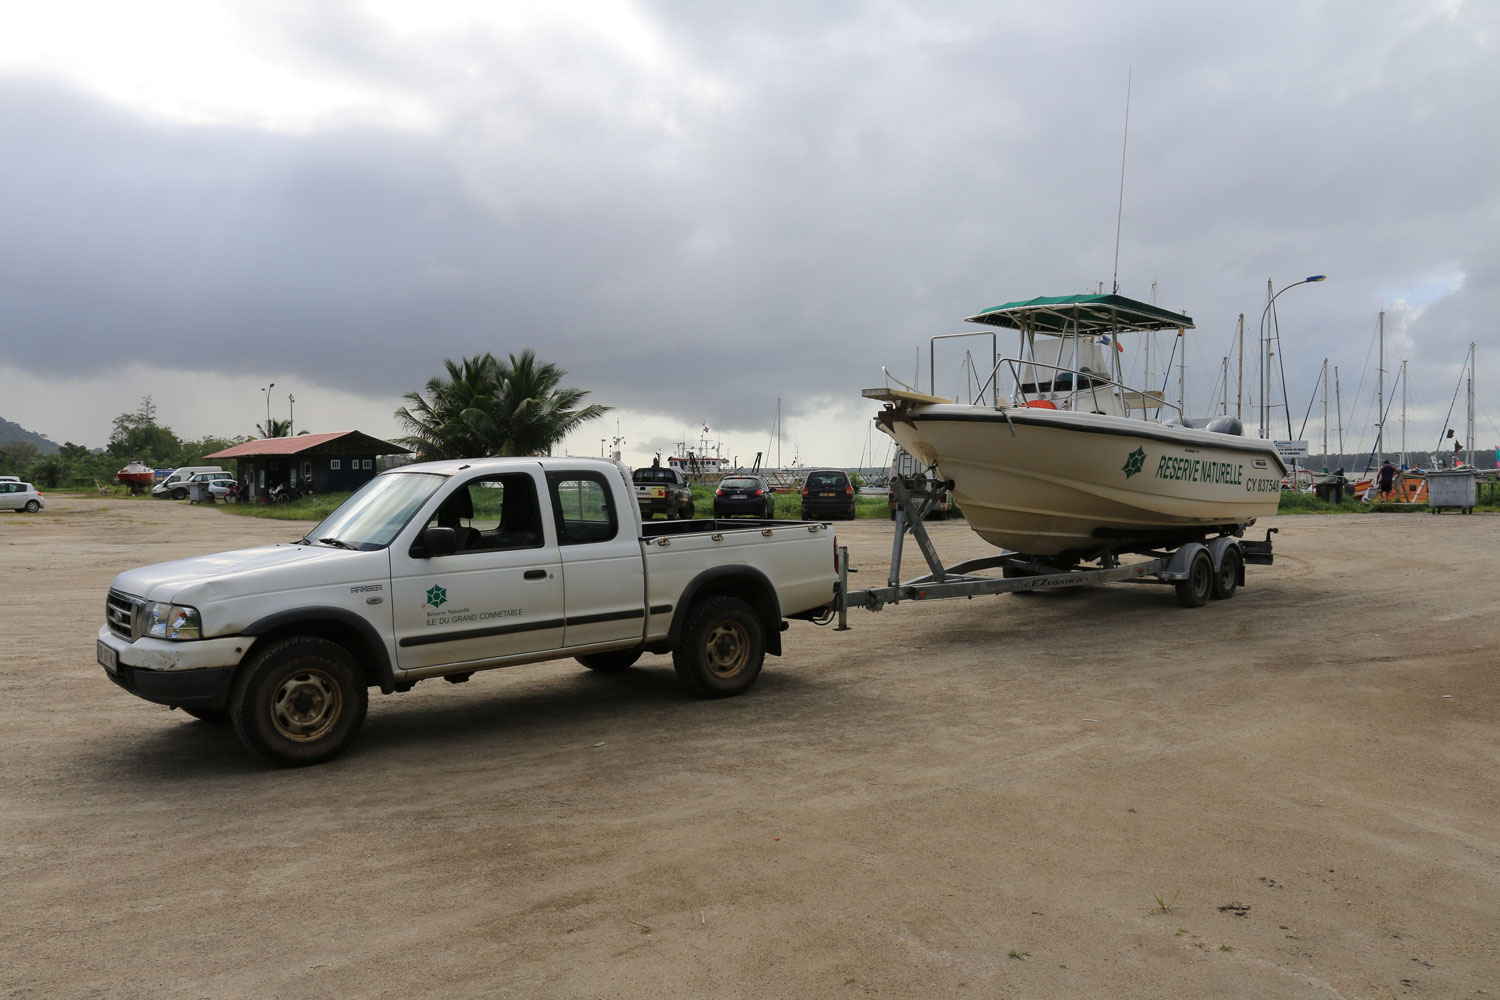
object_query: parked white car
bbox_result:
[1,481,45,513]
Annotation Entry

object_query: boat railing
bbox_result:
[982,357,1183,419]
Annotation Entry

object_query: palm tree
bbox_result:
[255,418,292,439]
[394,351,609,460]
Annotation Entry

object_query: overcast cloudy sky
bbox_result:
[1,0,1495,468]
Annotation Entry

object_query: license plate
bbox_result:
[819,491,836,497]
[731,493,745,499]
[97,640,119,673]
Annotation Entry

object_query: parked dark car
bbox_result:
[799,469,856,520]
[713,475,776,519]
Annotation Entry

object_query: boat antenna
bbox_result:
[1111,68,1132,295]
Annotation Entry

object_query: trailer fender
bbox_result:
[1158,542,1208,582]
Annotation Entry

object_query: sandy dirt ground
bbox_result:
[3,495,1498,999]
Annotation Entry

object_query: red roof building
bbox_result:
[206,430,406,499]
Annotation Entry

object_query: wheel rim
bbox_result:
[1216,557,1236,592]
[25,501,38,512]
[270,668,342,741]
[1192,558,1213,596]
[703,620,750,678]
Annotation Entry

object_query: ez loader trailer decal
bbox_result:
[833,476,1276,626]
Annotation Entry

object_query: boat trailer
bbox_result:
[834,476,1276,628]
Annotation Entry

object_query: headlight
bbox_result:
[142,602,202,640]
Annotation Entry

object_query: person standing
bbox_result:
[1377,458,1398,501]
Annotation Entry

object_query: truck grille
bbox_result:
[105,590,140,640]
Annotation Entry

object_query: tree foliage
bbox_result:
[395,350,610,461]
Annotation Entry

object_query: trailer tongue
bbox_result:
[834,475,1276,627]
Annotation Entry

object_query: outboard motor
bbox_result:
[1204,415,1244,436]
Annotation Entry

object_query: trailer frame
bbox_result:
[834,474,1275,627]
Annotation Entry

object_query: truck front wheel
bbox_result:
[230,637,368,766]
[673,596,765,698]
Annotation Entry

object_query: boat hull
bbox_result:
[878,404,1287,555]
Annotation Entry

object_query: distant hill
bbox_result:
[0,415,60,454]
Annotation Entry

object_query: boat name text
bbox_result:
[1154,457,1243,486]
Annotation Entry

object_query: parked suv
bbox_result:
[1,481,45,513]
[799,469,856,520]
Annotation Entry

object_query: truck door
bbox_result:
[546,470,646,648]
[391,469,564,671]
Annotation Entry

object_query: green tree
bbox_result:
[0,441,41,476]
[395,350,609,461]
[108,396,181,463]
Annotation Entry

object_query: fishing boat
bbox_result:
[864,292,1288,558]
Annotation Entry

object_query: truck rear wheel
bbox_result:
[673,596,764,698]
[576,648,643,673]
[230,637,368,766]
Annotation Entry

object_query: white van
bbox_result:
[152,466,227,500]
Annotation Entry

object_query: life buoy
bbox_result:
[1024,399,1058,409]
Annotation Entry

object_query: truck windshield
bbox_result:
[306,472,447,550]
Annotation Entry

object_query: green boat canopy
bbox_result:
[964,293,1194,334]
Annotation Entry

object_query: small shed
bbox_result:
[206,431,406,500]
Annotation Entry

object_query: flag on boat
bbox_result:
[1097,334,1125,353]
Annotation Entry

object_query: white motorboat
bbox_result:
[865,293,1288,558]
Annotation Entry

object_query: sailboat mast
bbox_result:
[1322,358,1328,467]
[1221,357,1229,415]
[1400,359,1407,468]
[1467,342,1476,467]
[1235,313,1245,421]
[1335,365,1344,459]
[1376,311,1385,459]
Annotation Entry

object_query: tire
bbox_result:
[181,706,230,723]
[765,500,776,519]
[172,488,187,500]
[1174,550,1214,608]
[672,596,765,698]
[1210,546,1242,600]
[230,637,368,766]
[23,500,40,513]
[685,502,695,519]
[576,648,644,673]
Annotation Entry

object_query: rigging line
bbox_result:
[1433,357,1469,453]
[1111,69,1132,295]
[1296,364,1328,441]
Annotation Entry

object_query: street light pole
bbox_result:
[288,394,295,436]
[261,382,275,437]
[1256,275,1326,439]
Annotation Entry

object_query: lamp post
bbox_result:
[261,382,276,437]
[1257,275,1325,440]
[288,394,295,436]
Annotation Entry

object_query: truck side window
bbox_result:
[425,474,544,552]
[546,472,617,545]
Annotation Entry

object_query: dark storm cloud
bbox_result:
[1,0,1497,450]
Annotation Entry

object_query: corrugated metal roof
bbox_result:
[205,431,405,459]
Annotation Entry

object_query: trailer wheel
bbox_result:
[576,648,643,673]
[1211,547,1242,600]
[230,637,368,766]
[1175,550,1214,608]
[673,596,764,698]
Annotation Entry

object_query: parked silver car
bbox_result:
[1,481,45,513]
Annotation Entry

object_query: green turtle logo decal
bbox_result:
[426,584,448,608]
[1122,447,1147,479]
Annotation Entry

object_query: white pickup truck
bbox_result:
[97,457,838,766]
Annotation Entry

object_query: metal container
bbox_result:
[1426,469,1477,514]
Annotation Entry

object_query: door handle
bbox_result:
[524,569,548,580]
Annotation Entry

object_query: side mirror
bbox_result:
[418,526,457,558]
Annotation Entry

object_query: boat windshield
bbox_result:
[305,472,447,550]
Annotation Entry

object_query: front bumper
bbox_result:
[96,627,249,707]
